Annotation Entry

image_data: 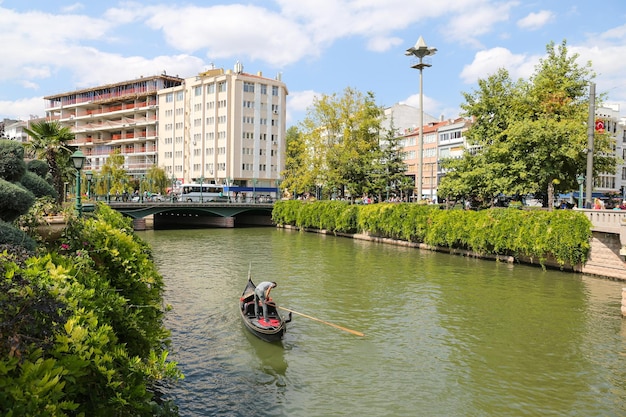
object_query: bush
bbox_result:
[272,201,592,267]
[0,178,35,222]
[27,159,50,180]
[0,139,26,182]
[0,220,36,250]
[19,170,58,199]
[0,203,181,416]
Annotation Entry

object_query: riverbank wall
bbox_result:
[280,225,626,283]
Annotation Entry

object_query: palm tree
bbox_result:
[24,120,75,204]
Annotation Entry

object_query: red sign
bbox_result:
[595,119,605,132]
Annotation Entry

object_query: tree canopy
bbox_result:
[438,40,616,208]
[282,87,409,201]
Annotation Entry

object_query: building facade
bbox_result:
[401,119,449,202]
[157,64,288,190]
[596,105,626,197]
[44,74,184,177]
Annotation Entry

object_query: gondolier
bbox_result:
[255,281,277,322]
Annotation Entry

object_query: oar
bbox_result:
[278,306,365,337]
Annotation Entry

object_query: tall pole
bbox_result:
[418,67,424,201]
[406,36,436,202]
[75,172,82,216]
[585,82,595,208]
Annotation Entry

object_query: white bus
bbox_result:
[177,183,227,202]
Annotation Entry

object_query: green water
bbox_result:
[140,227,626,416]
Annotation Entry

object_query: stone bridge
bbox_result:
[577,208,626,280]
[108,201,274,229]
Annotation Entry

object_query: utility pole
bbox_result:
[585,82,595,208]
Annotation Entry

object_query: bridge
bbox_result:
[108,201,274,229]
[575,208,626,280]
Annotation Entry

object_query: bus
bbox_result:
[177,183,227,202]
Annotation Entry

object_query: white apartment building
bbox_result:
[44,74,184,176]
[157,63,288,189]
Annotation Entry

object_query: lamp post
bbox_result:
[71,150,86,216]
[199,176,204,203]
[171,175,176,202]
[85,170,93,201]
[406,36,436,203]
[577,174,585,209]
[253,178,257,203]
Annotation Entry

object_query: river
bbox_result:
[139,227,626,417]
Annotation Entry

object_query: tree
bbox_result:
[294,87,383,200]
[369,126,412,201]
[281,126,311,198]
[145,165,170,195]
[95,150,131,198]
[23,120,75,205]
[439,40,616,209]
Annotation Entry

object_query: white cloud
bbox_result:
[286,90,319,125]
[143,4,318,67]
[460,47,538,84]
[443,1,519,47]
[0,97,46,120]
[517,10,555,31]
[399,93,442,119]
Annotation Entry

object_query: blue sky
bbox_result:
[1,1,626,127]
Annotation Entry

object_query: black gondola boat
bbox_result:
[239,275,291,343]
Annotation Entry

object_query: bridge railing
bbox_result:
[576,208,626,234]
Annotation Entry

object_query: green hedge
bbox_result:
[0,203,181,416]
[272,200,592,267]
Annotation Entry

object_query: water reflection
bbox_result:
[244,330,288,379]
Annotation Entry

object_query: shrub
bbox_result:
[0,203,181,416]
[0,139,26,182]
[272,201,591,267]
[19,170,58,199]
[0,178,36,222]
[0,220,36,250]
[27,159,50,180]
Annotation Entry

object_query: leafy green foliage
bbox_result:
[27,159,51,180]
[439,41,616,207]
[273,200,592,267]
[23,120,75,205]
[0,178,36,223]
[284,87,384,200]
[0,204,182,416]
[19,170,57,199]
[0,139,27,182]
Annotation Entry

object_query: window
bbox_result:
[260,84,267,94]
[194,86,202,96]
[218,82,226,92]
[165,93,173,103]
[176,91,184,101]
[272,86,278,96]
[207,83,215,94]
[244,82,255,93]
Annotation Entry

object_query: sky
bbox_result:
[1,1,626,128]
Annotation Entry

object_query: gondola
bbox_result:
[239,274,291,343]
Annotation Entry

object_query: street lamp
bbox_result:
[85,170,93,201]
[253,178,257,203]
[171,175,176,202]
[406,36,436,203]
[199,176,204,203]
[71,150,86,216]
[577,174,585,209]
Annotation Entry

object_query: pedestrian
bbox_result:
[254,281,277,323]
